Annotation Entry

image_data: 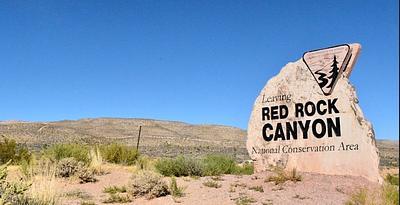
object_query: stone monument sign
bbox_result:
[246,43,381,183]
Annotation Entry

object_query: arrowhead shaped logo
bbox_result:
[303,44,352,95]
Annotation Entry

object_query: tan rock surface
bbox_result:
[246,57,382,183]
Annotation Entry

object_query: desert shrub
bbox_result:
[56,157,84,178]
[233,162,254,175]
[103,193,131,203]
[128,171,170,199]
[383,183,399,205]
[345,188,368,205]
[345,183,399,205]
[0,136,32,165]
[235,194,257,205]
[156,155,253,177]
[202,180,221,188]
[265,168,302,185]
[78,168,97,184]
[20,156,56,180]
[64,189,92,200]
[20,159,33,179]
[3,157,61,205]
[1,161,60,205]
[80,201,96,205]
[103,185,127,194]
[202,154,237,176]
[385,174,399,186]
[249,186,264,192]
[45,144,90,164]
[0,161,31,204]
[102,184,129,204]
[55,157,96,183]
[155,155,204,177]
[136,155,152,170]
[100,143,139,165]
[169,177,185,197]
[211,176,223,181]
[287,168,302,182]
[203,155,253,176]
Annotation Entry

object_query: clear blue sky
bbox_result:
[0,0,398,140]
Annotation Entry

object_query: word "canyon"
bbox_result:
[261,98,341,141]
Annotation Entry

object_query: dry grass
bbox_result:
[249,186,264,192]
[103,193,131,203]
[103,185,127,194]
[89,147,106,175]
[382,183,399,205]
[27,162,61,205]
[211,176,224,181]
[345,182,399,205]
[345,188,372,205]
[203,180,221,188]
[234,193,257,205]
[170,177,185,197]
[80,201,96,205]
[64,189,92,200]
[265,168,302,185]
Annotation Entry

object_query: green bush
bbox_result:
[43,143,139,165]
[44,144,90,164]
[234,162,254,175]
[155,155,204,177]
[385,174,399,186]
[155,155,254,177]
[0,136,32,165]
[100,143,139,165]
[202,154,237,176]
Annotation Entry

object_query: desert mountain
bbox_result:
[0,117,397,165]
[0,118,248,160]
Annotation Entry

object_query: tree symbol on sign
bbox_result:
[327,55,339,88]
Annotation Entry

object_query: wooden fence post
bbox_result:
[136,126,142,151]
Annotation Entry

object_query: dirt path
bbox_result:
[59,168,380,205]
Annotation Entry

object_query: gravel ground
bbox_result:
[60,168,381,205]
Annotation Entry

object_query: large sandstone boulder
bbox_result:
[246,46,381,183]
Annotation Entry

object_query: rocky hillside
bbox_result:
[0,118,248,160]
[0,118,398,165]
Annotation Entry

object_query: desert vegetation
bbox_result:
[0,136,145,204]
[0,136,31,165]
[0,134,398,204]
[345,173,399,205]
[0,136,256,204]
[155,154,254,177]
[265,167,302,185]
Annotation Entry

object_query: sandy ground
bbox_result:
[59,168,382,205]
